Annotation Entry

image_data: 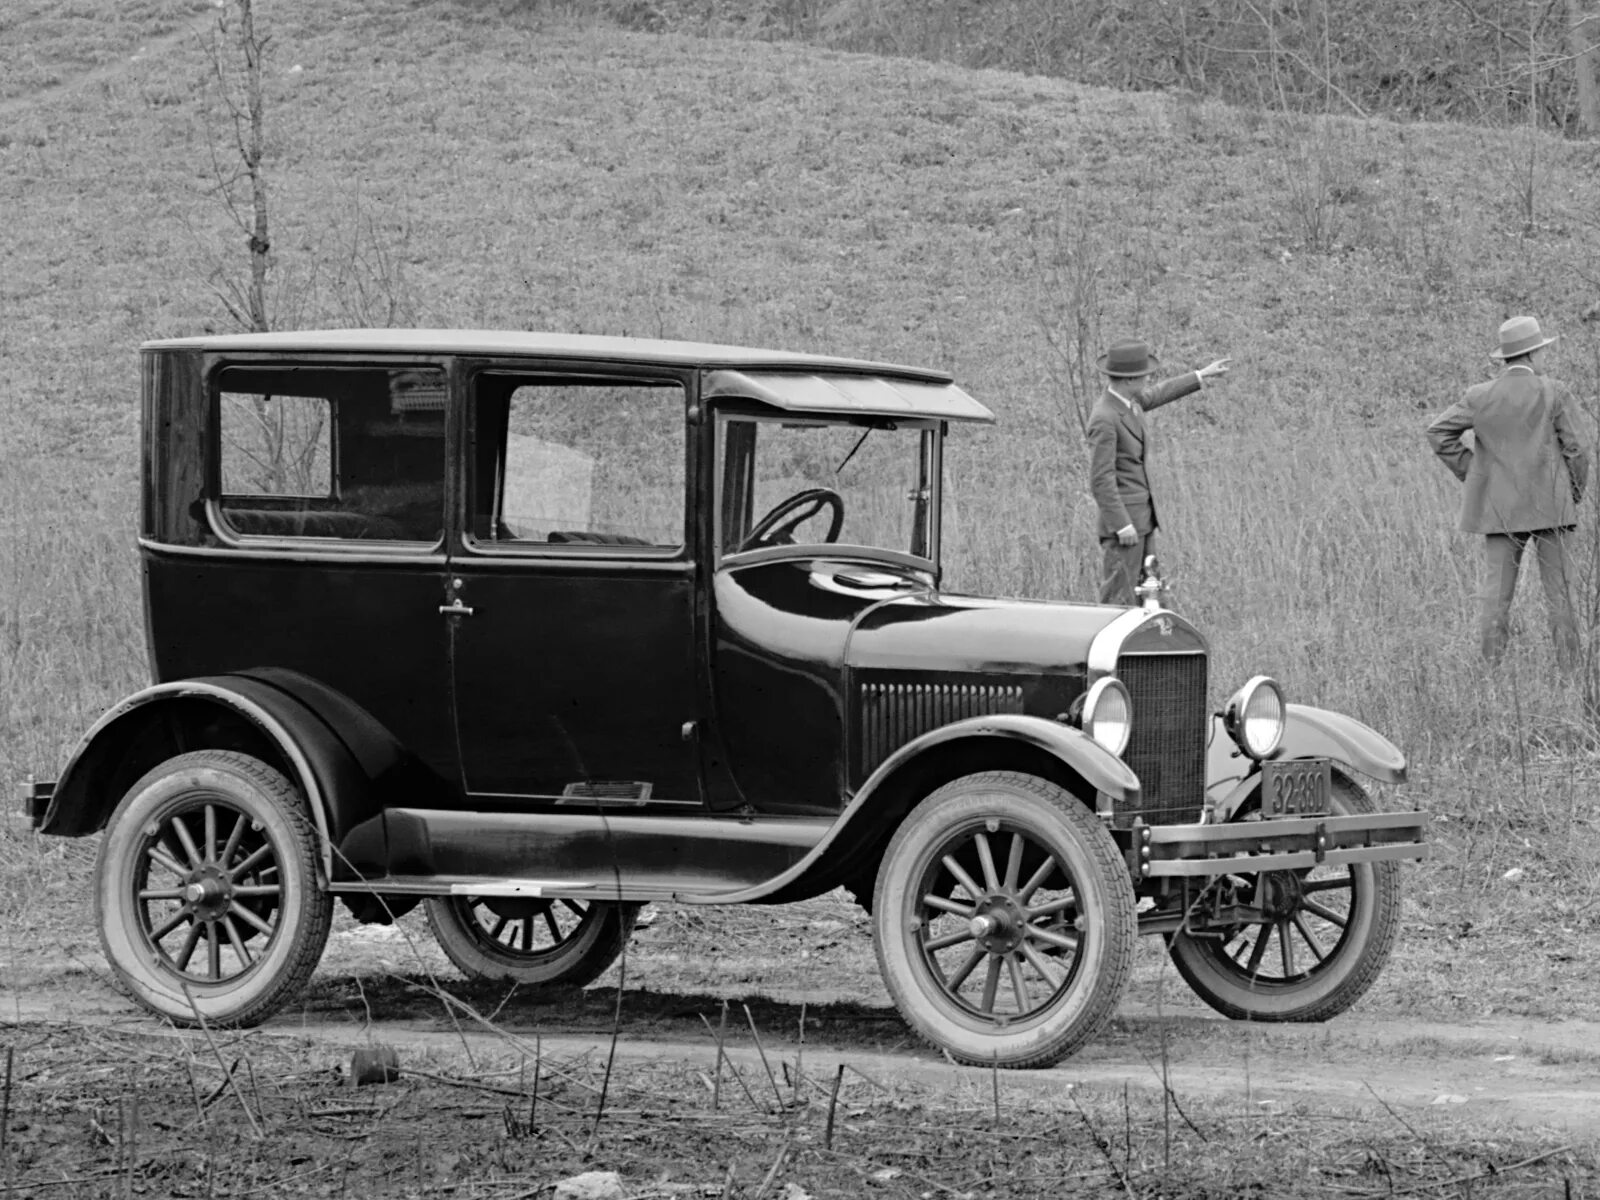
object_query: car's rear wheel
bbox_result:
[95,750,332,1026]
[873,771,1137,1069]
[426,895,640,986]
[1167,774,1402,1021]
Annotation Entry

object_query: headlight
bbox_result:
[1223,675,1285,760]
[1076,677,1132,757]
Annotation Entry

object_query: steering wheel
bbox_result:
[738,488,845,552]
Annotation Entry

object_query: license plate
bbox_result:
[1261,757,1332,816]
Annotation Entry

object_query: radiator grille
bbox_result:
[859,681,1025,777]
[1117,654,1207,826]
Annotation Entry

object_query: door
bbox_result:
[152,361,456,782]
[448,369,702,805]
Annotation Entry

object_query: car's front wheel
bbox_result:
[1166,774,1402,1021]
[873,771,1137,1069]
[426,895,640,986]
[95,750,333,1026]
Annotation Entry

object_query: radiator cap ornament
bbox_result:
[1136,555,1167,611]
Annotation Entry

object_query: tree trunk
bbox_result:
[1570,0,1600,136]
[239,0,270,331]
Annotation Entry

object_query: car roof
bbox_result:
[141,329,995,424]
[140,328,944,377]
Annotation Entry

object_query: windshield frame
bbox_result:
[712,405,943,571]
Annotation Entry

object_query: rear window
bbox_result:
[215,365,446,544]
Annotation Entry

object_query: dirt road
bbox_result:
[5,915,1597,1140]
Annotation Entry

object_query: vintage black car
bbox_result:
[24,330,1426,1068]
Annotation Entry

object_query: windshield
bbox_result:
[717,413,937,561]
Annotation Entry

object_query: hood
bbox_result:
[846,591,1207,676]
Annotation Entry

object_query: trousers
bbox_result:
[1480,528,1580,663]
[1098,531,1154,606]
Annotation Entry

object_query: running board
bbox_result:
[331,874,747,903]
[333,808,833,897]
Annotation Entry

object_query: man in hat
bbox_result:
[1087,338,1232,604]
[1427,315,1588,665]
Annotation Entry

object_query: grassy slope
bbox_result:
[3,0,1600,1017]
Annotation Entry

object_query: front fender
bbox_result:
[38,671,449,881]
[696,714,1140,905]
[1206,703,1407,823]
[858,713,1142,810]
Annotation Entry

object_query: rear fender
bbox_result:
[1206,703,1407,823]
[38,671,448,881]
[709,714,1140,905]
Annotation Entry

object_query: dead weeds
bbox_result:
[2,1019,1595,1199]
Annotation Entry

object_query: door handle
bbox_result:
[438,601,475,617]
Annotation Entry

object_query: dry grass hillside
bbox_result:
[3,0,1600,1067]
[7,1,1600,1194]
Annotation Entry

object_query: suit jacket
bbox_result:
[1426,368,1588,534]
[1085,372,1202,539]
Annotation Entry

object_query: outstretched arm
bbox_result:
[1137,357,1229,412]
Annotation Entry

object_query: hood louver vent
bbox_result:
[858,680,1025,777]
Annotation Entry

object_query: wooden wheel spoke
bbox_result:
[1301,899,1349,928]
[979,955,1002,1013]
[139,887,187,902]
[1242,924,1271,977]
[940,854,985,903]
[207,924,222,979]
[1019,940,1064,986]
[1003,832,1024,892]
[520,918,534,953]
[148,907,192,942]
[220,813,247,871]
[542,907,563,944]
[204,804,218,864]
[974,833,1002,892]
[146,846,189,879]
[174,922,204,971]
[488,914,510,942]
[1018,854,1058,903]
[924,926,976,952]
[1023,923,1079,953]
[1291,912,1329,963]
[1300,875,1353,896]
[228,900,274,937]
[170,817,204,869]
[222,916,253,966]
[230,884,280,898]
[157,828,190,873]
[923,893,975,917]
[1277,919,1296,975]
[946,946,987,991]
[560,899,587,919]
[1006,953,1033,1012]
[1025,894,1078,920]
[229,843,272,879]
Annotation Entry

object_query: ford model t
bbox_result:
[24,331,1426,1068]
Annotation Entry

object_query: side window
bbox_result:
[472,377,685,550]
[216,365,446,544]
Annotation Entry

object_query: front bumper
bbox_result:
[1130,810,1428,878]
[20,776,54,828]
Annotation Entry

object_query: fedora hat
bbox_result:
[1097,338,1160,378]
[1490,315,1557,360]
